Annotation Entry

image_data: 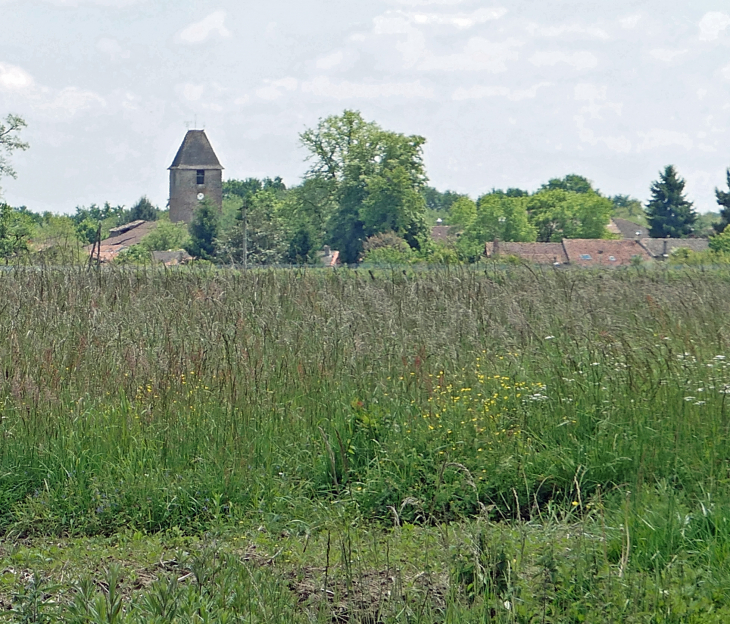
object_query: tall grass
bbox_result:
[1,265,730,559]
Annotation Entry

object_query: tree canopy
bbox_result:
[0,114,29,195]
[300,110,429,263]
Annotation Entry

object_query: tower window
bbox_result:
[196,170,205,185]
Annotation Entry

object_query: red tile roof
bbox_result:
[562,239,651,266]
[486,241,568,265]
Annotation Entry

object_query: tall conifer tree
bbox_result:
[714,168,730,234]
[645,165,697,238]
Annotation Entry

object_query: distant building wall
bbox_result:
[169,168,223,224]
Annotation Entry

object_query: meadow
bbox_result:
[1,264,730,622]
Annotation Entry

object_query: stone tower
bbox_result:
[168,130,224,224]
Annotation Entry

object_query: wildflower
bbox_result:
[715,355,726,360]
[545,336,555,340]
[684,397,696,402]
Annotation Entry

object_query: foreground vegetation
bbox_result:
[1,265,730,621]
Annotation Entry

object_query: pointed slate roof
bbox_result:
[169,130,224,170]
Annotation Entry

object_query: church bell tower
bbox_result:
[168,130,223,224]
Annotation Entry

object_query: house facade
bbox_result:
[169,130,224,224]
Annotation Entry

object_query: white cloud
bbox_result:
[411,7,507,29]
[526,23,609,40]
[256,77,299,101]
[179,11,231,44]
[0,62,35,91]
[42,87,106,116]
[316,51,345,70]
[181,83,205,101]
[699,12,730,41]
[650,49,687,62]
[373,13,427,67]
[453,81,550,101]
[421,37,522,72]
[574,83,622,119]
[637,129,693,152]
[96,38,130,61]
[721,64,730,80]
[0,61,107,119]
[620,15,642,29]
[3,0,143,5]
[575,117,631,153]
[301,76,433,99]
[393,0,469,5]
[372,8,509,67]
[530,51,598,70]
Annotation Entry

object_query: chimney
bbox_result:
[493,237,500,257]
[663,239,668,258]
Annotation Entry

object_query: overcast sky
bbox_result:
[1,0,730,214]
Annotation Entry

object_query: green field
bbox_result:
[1,265,730,622]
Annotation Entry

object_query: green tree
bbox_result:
[75,218,100,244]
[540,174,596,194]
[714,169,730,234]
[528,190,612,242]
[360,231,415,264]
[223,178,263,201]
[216,190,287,265]
[185,199,220,260]
[610,195,646,223]
[448,196,477,229]
[464,194,536,243]
[710,225,730,253]
[286,227,317,264]
[300,110,429,263]
[32,214,85,263]
[0,114,29,195]
[645,165,697,238]
[0,203,33,262]
[139,217,190,252]
[127,196,159,222]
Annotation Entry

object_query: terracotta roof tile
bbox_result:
[562,239,651,266]
[486,241,568,265]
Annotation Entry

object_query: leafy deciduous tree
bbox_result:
[528,190,612,242]
[540,174,596,195]
[448,196,477,229]
[470,194,536,243]
[709,225,730,253]
[0,114,29,194]
[0,203,33,262]
[300,110,429,263]
[610,195,645,223]
[139,217,189,252]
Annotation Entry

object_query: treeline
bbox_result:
[2,109,730,265]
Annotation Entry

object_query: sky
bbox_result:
[1,0,730,214]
